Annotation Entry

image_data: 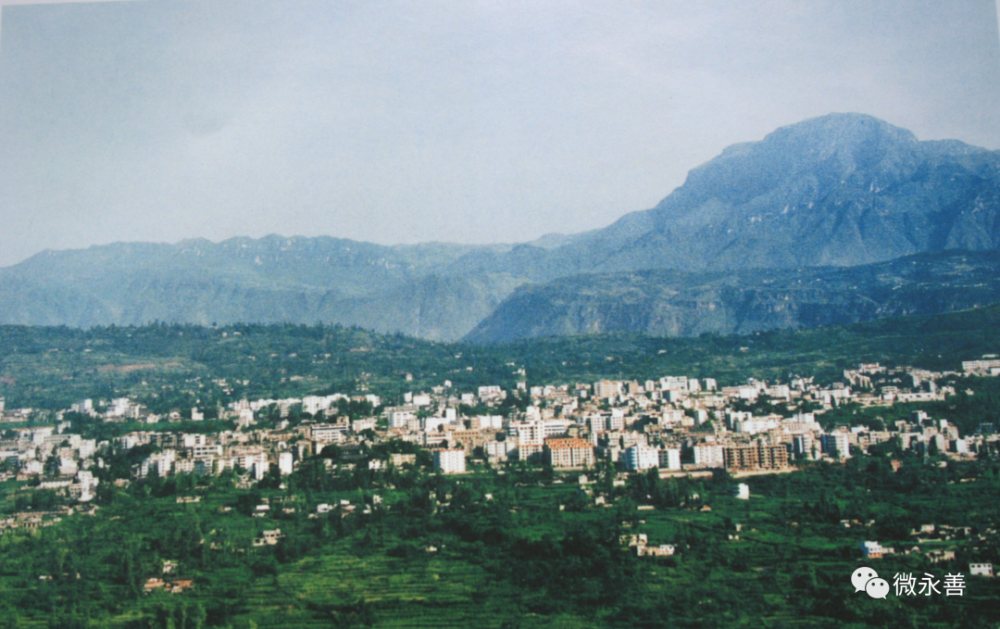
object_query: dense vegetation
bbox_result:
[3,307,1000,627]
[2,454,1000,628]
[4,303,1000,414]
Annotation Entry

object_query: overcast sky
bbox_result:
[0,0,998,267]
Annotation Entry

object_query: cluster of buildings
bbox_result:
[365,361,993,476]
[0,358,997,498]
[621,533,676,557]
[859,522,998,577]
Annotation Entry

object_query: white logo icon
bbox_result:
[865,577,890,599]
[851,567,879,593]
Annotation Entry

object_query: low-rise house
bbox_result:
[926,549,955,563]
[253,529,283,546]
[860,541,893,559]
[144,578,194,594]
[970,563,994,577]
[636,544,675,557]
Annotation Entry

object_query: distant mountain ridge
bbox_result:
[0,236,522,338]
[3,113,999,341]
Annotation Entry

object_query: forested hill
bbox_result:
[4,302,1000,413]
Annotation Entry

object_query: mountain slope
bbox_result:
[0,236,523,340]
[1,113,999,340]
[464,250,1000,343]
[552,113,1000,272]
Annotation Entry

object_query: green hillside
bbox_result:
[4,302,1000,413]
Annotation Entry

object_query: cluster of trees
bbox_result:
[7,302,1000,417]
[1,449,999,627]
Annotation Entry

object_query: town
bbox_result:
[3,355,1000,555]
[1,324,999,627]
[4,359,997,484]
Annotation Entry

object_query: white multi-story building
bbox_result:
[183,434,207,448]
[734,417,780,435]
[71,399,94,415]
[478,386,503,400]
[587,414,607,434]
[76,439,97,460]
[386,407,417,430]
[726,411,753,429]
[189,444,222,458]
[545,439,594,468]
[594,380,622,400]
[232,447,268,480]
[659,448,682,471]
[660,376,688,391]
[140,450,177,478]
[513,420,544,448]
[660,409,685,427]
[542,419,572,439]
[411,393,432,407]
[693,443,726,468]
[608,409,625,432]
[433,449,466,474]
[623,444,660,471]
[278,451,294,475]
[664,389,687,403]
[822,431,852,459]
[485,440,516,462]
[473,415,504,431]
[792,434,816,459]
[74,470,99,502]
[237,408,255,428]
[817,386,852,406]
[423,416,450,433]
[963,358,1000,374]
[302,395,344,416]
[174,459,196,475]
[312,424,349,443]
[765,385,790,401]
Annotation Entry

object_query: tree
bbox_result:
[43,454,61,478]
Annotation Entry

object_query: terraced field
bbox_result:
[3,458,1000,627]
[220,544,599,628]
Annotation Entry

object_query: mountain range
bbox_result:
[3,113,999,342]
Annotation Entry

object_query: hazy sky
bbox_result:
[0,0,998,267]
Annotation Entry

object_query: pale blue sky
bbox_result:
[0,0,998,267]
